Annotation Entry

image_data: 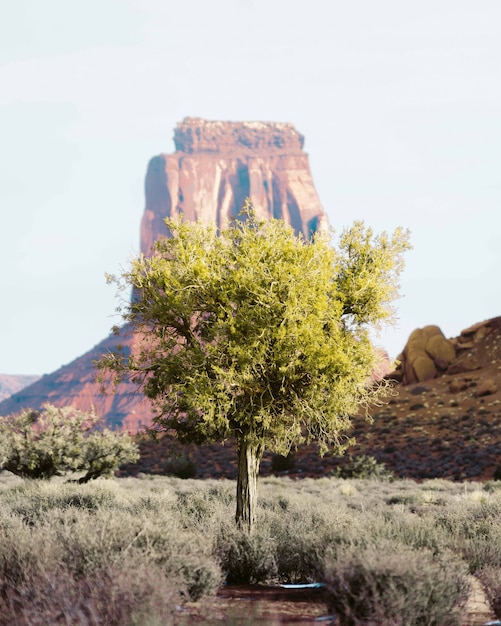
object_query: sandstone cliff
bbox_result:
[0,328,154,432]
[0,119,329,431]
[140,118,328,254]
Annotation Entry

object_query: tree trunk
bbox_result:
[235,436,264,532]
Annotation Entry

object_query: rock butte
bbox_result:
[3,117,499,466]
[140,117,328,254]
[0,119,329,430]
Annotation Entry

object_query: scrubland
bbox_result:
[1,472,501,625]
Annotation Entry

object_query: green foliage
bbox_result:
[334,454,395,481]
[160,453,197,479]
[271,452,296,473]
[0,404,139,482]
[217,524,278,584]
[99,205,410,456]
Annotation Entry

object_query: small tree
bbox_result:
[98,204,410,531]
[0,404,139,482]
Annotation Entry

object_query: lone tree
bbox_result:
[0,404,139,482]
[98,204,410,531]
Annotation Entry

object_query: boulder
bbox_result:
[395,325,456,385]
[425,334,456,369]
[413,355,437,382]
[474,379,498,397]
[447,356,481,375]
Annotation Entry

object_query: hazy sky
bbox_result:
[1,0,500,375]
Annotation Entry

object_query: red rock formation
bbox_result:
[392,325,457,385]
[0,328,154,432]
[392,317,501,385]
[140,118,328,255]
[0,119,329,432]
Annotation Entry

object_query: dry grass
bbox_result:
[1,473,501,624]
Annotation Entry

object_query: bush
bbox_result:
[271,452,296,473]
[321,543,470,626]
[0,559,186,626]
[0,404,139,482]
[477,566,501,619]
[160,453,197,479]
[334,454,395,481]
[217,524,278,584]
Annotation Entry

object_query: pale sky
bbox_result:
[1,0,500,375]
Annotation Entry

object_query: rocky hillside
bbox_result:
[118,317,501,482]
[0,327,154,431]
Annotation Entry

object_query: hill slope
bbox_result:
[118,317,501,482]
[0,374,39,403]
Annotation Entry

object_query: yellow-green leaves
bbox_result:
[99,205,410,455]
[337,221,411,330]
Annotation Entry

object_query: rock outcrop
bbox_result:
[140,118,328,254]
[393,326,456,385]
[0,119,328,431]
[0,328,154,432]
[393,317,501,386]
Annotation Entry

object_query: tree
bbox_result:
[98,203,410,531]
[0,404,139,482]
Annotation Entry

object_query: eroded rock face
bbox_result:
[393,325,456,385]
[0,119,329,432]
[0,328,154,433]
[392,317,501,386]
[140,118,328,254]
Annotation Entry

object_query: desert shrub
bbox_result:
[484,480,501,493]
[159,453,197,479]
[270,452,296,472]
[273,526,325,582]
[0,559,186,626]
[176,489,226,528]
[0,404,138,482]
[363,509,447,558]
[0,481,222,604]
[477,566,501,619]
[54,508,222,600]
[0,480,125,526]
[456,535,501,574]
[334,454,395,481]
[217,523,277,584]
[270,501,364,582]
[321,543,470,626]
[3,475,501,621]
[0,509,62,585]
[433,498,501,573]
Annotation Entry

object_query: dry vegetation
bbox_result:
[1,473,501,625]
